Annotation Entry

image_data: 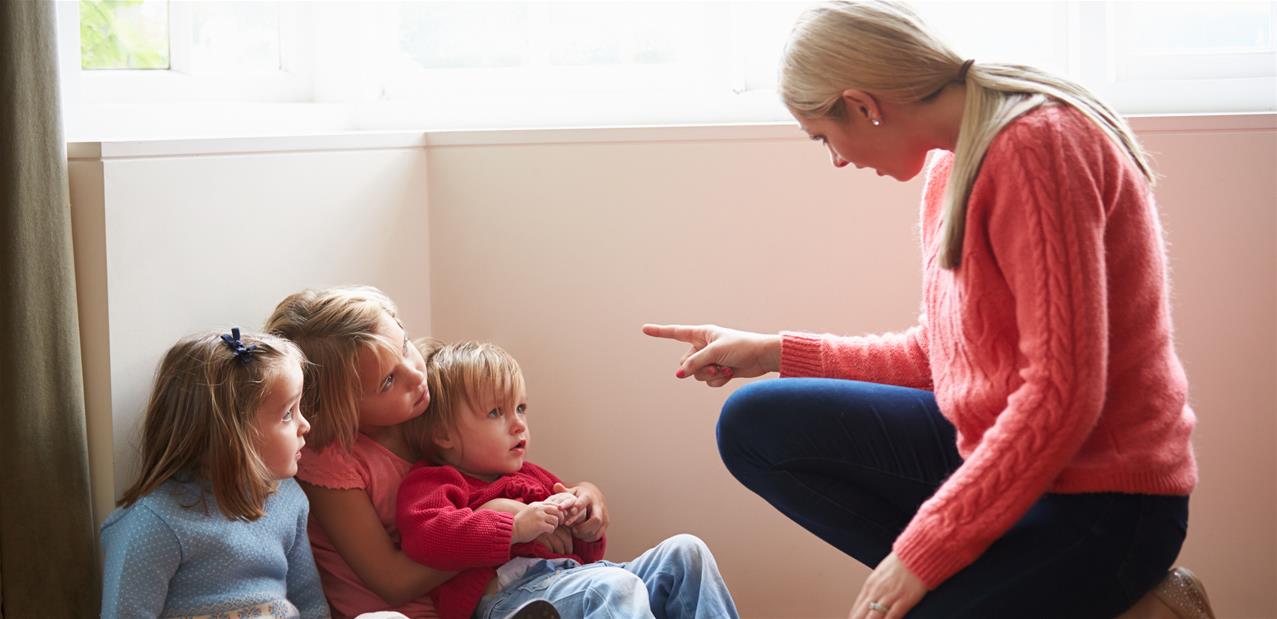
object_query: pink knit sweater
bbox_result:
[780,104,1197,589]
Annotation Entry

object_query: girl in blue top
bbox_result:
[100,328,329,619]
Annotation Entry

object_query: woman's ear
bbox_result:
[840,89,881,124]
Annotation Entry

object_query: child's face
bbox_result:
[436,388,530,482]
[356,312,430,430]
[253,358,309,479]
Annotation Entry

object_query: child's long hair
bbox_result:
[780,0,1153,269]
[403,340,526,465]
[264,286,404,452]
[118,330,303,521]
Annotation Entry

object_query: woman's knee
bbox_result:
[717,381,775,464]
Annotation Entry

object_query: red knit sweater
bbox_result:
[780,104,1197,589]
[397,461,606,619]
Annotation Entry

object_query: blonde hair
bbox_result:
[264,286,403,451]
[781,0,1153,268]
[119,330,304,521]
[402,340,526,465]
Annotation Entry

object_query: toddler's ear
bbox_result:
[432,426,456,452]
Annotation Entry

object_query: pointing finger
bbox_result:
[642,324,701,344]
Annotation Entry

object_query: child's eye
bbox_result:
[381,374,394,392]
[283,408,295,422]
[487,408,502,418]
[516,404,527,415]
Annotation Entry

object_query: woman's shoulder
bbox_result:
[989,103,1109,158]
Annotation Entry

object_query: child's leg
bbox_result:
[476,562,656,619]
[617,534,741,619]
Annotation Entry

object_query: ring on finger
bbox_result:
[868,600,890,614]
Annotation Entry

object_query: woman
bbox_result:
[645,2,1215,618]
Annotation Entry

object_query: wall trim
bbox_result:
[67,113,1277,160]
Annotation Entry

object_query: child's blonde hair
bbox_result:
[403,340,526,465]
[264,286,403,452]
[119,329,304,521]
[781,0,1153,269]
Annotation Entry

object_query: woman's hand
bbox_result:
[642,324,781,387]
[849,552,927,619]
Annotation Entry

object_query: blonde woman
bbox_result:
[645,2,1214,618]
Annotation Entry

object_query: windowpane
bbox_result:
[398,3,530,69]
[542,2,708,67]
[187,1,282,75]
[1124,2,1273,54]
[80,0,169,70]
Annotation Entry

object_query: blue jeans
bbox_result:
[473,534,740,619]
[718,378,1188,619]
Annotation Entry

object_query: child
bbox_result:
[268,287,571,619]
[100,328,329,619]
[396,341,741,619]
[266,286,446,618]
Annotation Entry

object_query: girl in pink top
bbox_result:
[266,286,446,618]
[645,2,1214,619]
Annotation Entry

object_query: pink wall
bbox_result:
[70,115,1275,618]
[425,116,1276,618]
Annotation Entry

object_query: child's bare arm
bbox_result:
[477,498,527,514]
[302,482,454,606]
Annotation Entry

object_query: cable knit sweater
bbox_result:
[397,461,607,619]
[780,104,1197,589]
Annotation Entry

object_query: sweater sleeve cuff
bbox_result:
[486,512,517,562]
[780,332,826,377]
[892,522,979,590]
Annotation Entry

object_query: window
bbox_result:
[58,1,1277,138]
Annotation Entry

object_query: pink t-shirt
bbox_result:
[296,433,440,619]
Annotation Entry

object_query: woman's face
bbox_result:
[794,108,930,182]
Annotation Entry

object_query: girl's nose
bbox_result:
[828,147,849,168]
[405,362,426,387]
[297,410,311,435]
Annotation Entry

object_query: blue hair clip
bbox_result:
[220,327,258,364]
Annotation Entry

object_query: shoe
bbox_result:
[507,599,561,619]
[1152,567,1216,619]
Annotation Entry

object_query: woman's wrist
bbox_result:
[762,333,783,373]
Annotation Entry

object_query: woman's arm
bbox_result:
[301,482,454,606]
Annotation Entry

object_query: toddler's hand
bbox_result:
[512,502,562,544]
[543,491,585,526]
[555,482,608,542]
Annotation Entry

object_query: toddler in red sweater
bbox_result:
[396,341,739,619]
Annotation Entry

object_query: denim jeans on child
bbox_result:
[716,377,1189,619]
[473,534,739,619]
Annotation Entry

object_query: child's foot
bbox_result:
[1118,567,1217,619]
[507,599,560,619]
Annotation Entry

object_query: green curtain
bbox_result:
[0,0,100,616]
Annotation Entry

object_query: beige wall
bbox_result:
[70,116,1276,618]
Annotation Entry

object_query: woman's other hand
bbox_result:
[849,552,927,619]
[642,324,781,387]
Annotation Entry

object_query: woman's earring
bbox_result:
[871,118,882,127]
